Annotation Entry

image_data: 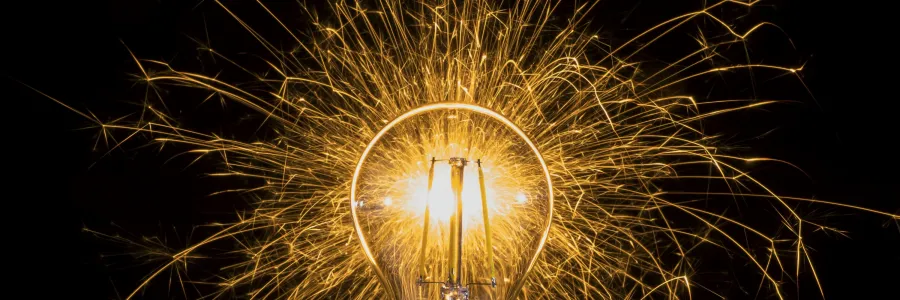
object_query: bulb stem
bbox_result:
[417,158,436,280]
[450,158,466,286]
[477,159,497,283]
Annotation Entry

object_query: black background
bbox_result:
[4,0,898,298]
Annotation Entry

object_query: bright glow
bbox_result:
[402,162,513,228]
[383,196,393,206]
[515,191,528,204]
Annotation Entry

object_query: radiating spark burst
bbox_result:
[54,0,897,299]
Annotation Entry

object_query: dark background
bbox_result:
[4,0,897,298]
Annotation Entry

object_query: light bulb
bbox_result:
[351,103,553,299]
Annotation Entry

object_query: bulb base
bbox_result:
[440,283,469,300]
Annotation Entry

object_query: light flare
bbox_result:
[403,161,508,224]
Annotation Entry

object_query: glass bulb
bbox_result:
[351,103,553,299]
